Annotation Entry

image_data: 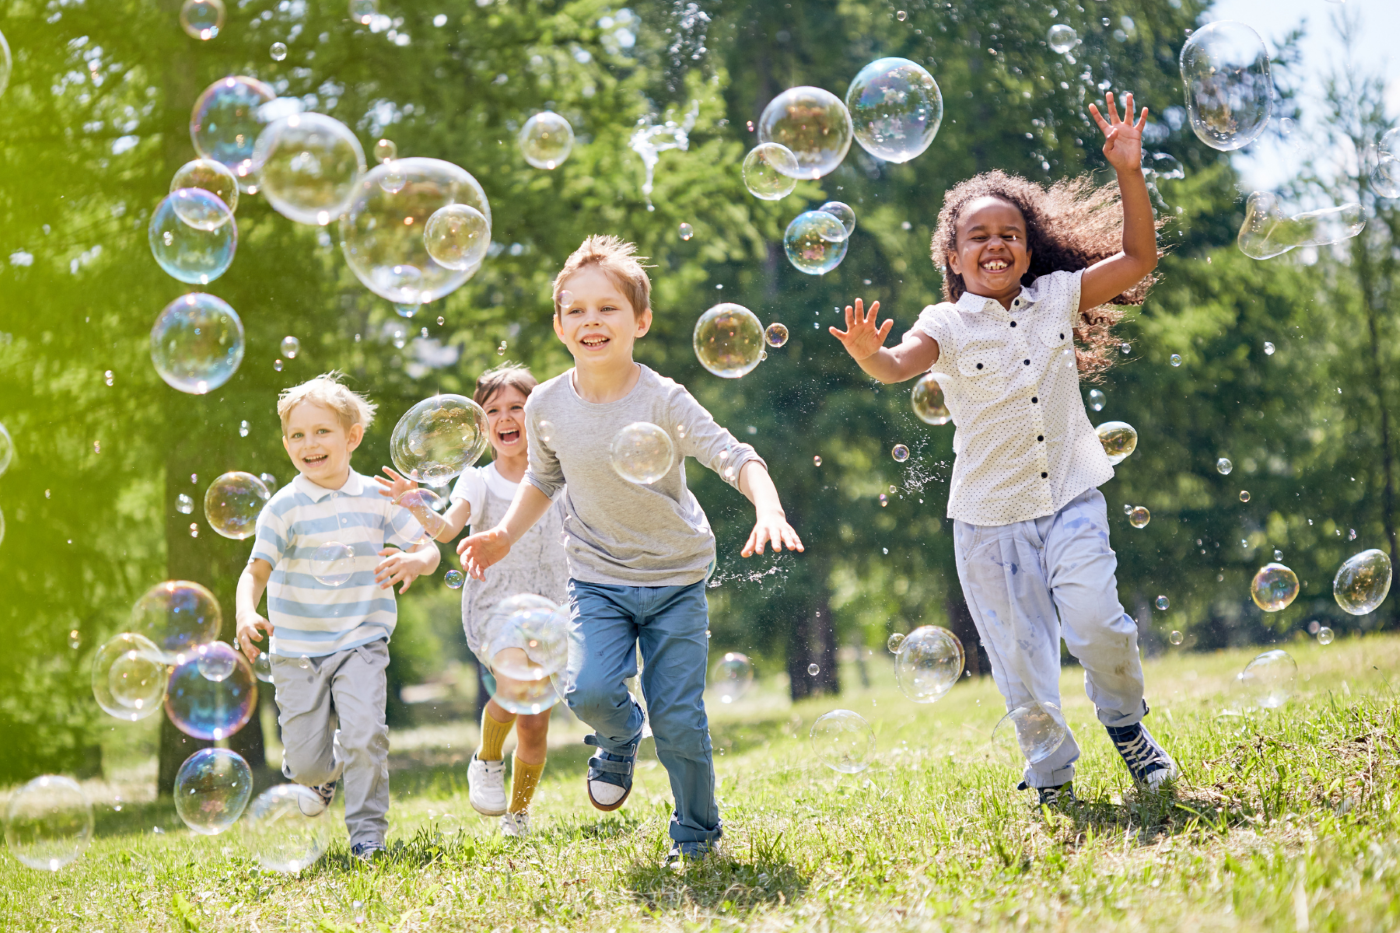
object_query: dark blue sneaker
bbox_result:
[1106,721,1178,789]
[350,841,386,861]
[584,734,636,812]
[1018,780,1076,807]
[666,839,722,868]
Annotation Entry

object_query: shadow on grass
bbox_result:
[619,830,811,913]
[1046,783,1258,848]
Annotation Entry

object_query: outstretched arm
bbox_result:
[1080,90,1159,312]
[456,482,553,580]
[830,299,939,384]
[736,461,804,557]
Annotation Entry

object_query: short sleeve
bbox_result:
[670,385,764,491]
[914,303,955,375]
[449,467,489,529]
[249,499,287,567]
[522,393,564,501]
[1037,269,1084,326]
[384,502,425,550]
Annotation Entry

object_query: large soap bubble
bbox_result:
[609,422,675,485]
[180,0,225,39]
[170,159,239,220]
[131,580,222,661]
[148,189,237,285]
[845,57,942,164]
[390,394,490,486]
[810,709,874,773]
[204,471,271,540]
[150,293,245,395]
[190,76,276,181]
[693,303,764,379]
[252,113,366,225]
[1237,191,1365,260]
[1096,421,1138,465]
[243,785,330,873]
[518,111,575,169]
[741,143,798,200]
[1333,548,1391,615]
[911,372,951,425]
[1178,21,1273,151]
[483,595,569,715]
[709,652,754,704]
[757,86,853,180]
[165,642,257,740]
[1250,562,1299,612]
[423,203,490,271]
[0,28,11,98]
[4,776,93,872]
[174,748,253,836]
[784,210,849,275]
[992,701,1068,766]
[91,632,169,721]
[1234,649,1296,709]
[340,158,491,304]
[893,626,963,704]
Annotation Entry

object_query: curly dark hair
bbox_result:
[929,170,1162,380]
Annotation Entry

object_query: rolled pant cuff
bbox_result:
[1096,700,1150,729]
[1026,765,1075,788]
[669,818,723,845]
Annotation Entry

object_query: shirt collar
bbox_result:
[956,284,1038,315]
[293,469,364,502]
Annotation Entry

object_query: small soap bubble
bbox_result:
[678,222,694,241]
[379,166,407,194]
[1217,457,1233,475]
[1180,21,1273,151]
[270,41,287,61]
[297,656,311,670]
[846,58,941,164]
[424,203,490,271]
[174,748,252,835]
[694,303,764,378]
[259,472,278,491]
[758,86,852,179]
[1233,649,1296,709]
[238,420,250,438]
[1095,421,1137,465]
[68,630,81,650]
[1128,506,1150,528]
[894,626,963,703]
[1251,563,1299,612]
[886,632,906,653]
[896,10,907,21]
[437,316,445,326]
[609,422,675,485]
[176,493,195,514]
[741,143,799,200]
[1088,389,1105,411]
[785,210,849,275]
[348,0,378,25]
[1240,490,1251,502]
[253,651,273,683]
[165,643,257,740]
[518,111,575,170]
[911,373,951,425]
[892,444,910,462]
[4,776,94,872]
[170,159,239,218]
[1333,548,1391,615]
[310,542,356,587]
[1264,341,1275,355]
[390,394,490,486]
[150,293,245,395]
[251,113,366,226]
[813,455,822,466]
[817,201,857,238]
[710,652,754,704]
[1120,342,1131,355]
[810,710,873,773]
[373,138,396,164]
[1274,549,1283,561]
[189,523,200,537]
[1169,630,1184,645]
[444,569,464,589]
[765,323,789,348]
[180,0,225,40]
[92,633,169,721]
[1156,595,1169,611]
[1316,626,1336,645]
[1170,353,1182,367]
[105,370,115,387]
[1048,24,1079,53]
[807,663,820,676]
[244,785,330,873]
[280,336,300,359]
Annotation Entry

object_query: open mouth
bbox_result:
[579,334,610,349]
[497,428,521,445]
[303,453,329,467]
[980,258,1010,272]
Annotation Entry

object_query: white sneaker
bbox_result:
[500,811,530,837]
[467,755,507,816]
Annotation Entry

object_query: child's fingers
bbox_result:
[829,326,850,341]
[1104,91,1122,125]
[783,525,805,552]
[844,304,855,330]
[853,297,864,318]
[1122,92,1135,125]
[1087,103,1110,134]
[864,299,880,323]
[877,319,895,341]
[1135,105,1149,131]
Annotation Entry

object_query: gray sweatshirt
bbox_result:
[523,364,764,587]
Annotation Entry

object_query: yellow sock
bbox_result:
[477,706,515,761]
[509,754,546,814]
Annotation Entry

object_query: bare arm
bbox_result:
[830,299,940,384]
[374,466,472,542]
[456,482,554,580]
[1080,91,1159,312]
[736,460,804,557]
[235,559,273,661]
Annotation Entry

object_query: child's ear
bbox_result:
[346,422,365,452]
[552,312,565,342]
[946,251,962,276]
[634,307,653,338]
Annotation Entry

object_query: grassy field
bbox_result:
[3,634,1399,932]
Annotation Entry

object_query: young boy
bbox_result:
[235,373,440,859]
[459,236,803,863]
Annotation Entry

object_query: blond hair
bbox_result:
[552,235,652,318]
[277,372,377,433]
[473,362,538,408]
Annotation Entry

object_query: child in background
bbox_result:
[831,92,1176,805]
[235,373,440,858]
[459,236,804,863]
[375,363,567,838]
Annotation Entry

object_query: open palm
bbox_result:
[1089,91,1147,174]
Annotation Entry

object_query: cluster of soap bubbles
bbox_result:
[609,422,676,485]
[1095,421,1138,465]
[483,595,570,714]
[390,394,490,487]
[203,471,270,539]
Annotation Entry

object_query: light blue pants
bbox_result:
[954,489,1147,788]
[564,579,720,847]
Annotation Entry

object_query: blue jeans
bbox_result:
[565,579,720,847]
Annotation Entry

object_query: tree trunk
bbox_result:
[785,599,838,700]
[945,587,988,679]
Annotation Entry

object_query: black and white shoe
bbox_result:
[1018,781,1076,807]
[1106,721,1178,789]
[584,735,636,812]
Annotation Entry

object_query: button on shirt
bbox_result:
[913,269,1114,527]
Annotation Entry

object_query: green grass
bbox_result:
[4,635,1400,932]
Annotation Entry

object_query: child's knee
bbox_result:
[647,706,709,757]
[282,748,337,786]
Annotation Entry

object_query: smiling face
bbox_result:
[553,264,652,370]
[281,401,364,489]
[480,384,529,460]
[947,196,1033,305]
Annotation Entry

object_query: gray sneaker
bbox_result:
[500,811,530,838]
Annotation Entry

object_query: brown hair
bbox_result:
[473,362,538,408]
[552,235,652,318]
[929,170,1162,380]
[278,371,376,433]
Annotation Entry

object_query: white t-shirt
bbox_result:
[448,460,523,531]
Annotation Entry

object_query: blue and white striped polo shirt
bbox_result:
[250,469,424,658]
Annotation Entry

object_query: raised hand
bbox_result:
[457,526,512,580]
[829,298,893,361]
[1088,91,1147,174]
[373,466,419,504]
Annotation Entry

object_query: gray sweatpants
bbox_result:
[270,638,390,847]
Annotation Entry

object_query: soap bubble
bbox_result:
[380,164,407,194]
[92,633,169,721]
[1217,457,1233,475]
[341,158,491,304]
[784,210,849,275]
[195,642,237,682]
[180,0,225,40]
[190,76,276,180]
[1250,562,1299,612]
[992,701,1068,766]
[253,651,273,683]
[757,86,853,179]
[348,0,377,23]
[148,189,237,284]
[280,335,300,359]
[765,323,789,348]
[309,541,356,587]
[1170,353,1182,367]
[1169,630,1184,645]
[1179,21,1273,151]
[809,710,874,773]
[885,633,906,654]
[270,41,287,61]
[243,785,330,873]
[4,776,93,871]
[0,423,11,476]
[373,138,396,164]
[1372,129,1400,198]
[203,472,270,540]
[1317,626,1335,645]
[518,111,574,170]
[1146,152,1186,181]
[396,488,446,542]
[150,293,245,395]
[1264,342,1275,356]
[1047,24,1079,53]
[259,472,278,491]
[0,28,10,99]
[609,422,675,485]
[131,580,221,661]
[1096,421,1138,465]
[741,143,799,200]
[818,201,856,238]
[165,642,257,740]
[893,626,963,704]
[678,222,694,240]
[892,444,910,462]
[390,394,490,486]
[1333,548,1391,615]
[807,663,820,676]
[423,203,490,272]
[813,455,822,466]
[444,569,464,589]
[483,595,569,715]
[710,652,754,704]
[1234,649,1296,709]
[177,493,195,514]
[1088,389,1105,411]
[1240,490,1251,502]
[845,58,942,164]
[174,748,252,835]
[170,159,239,219]
[252,113,366,225]
[1238,191,1365,260]
[693,303,764,378]
[1128,506,1150,529]
[911,372,951,425]
[1156,595,1170,611]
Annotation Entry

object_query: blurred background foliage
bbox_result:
[0,0,1396,786]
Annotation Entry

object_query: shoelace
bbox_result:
[1112,730,1162,772]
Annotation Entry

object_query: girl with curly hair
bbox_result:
[831,91,1175,806]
